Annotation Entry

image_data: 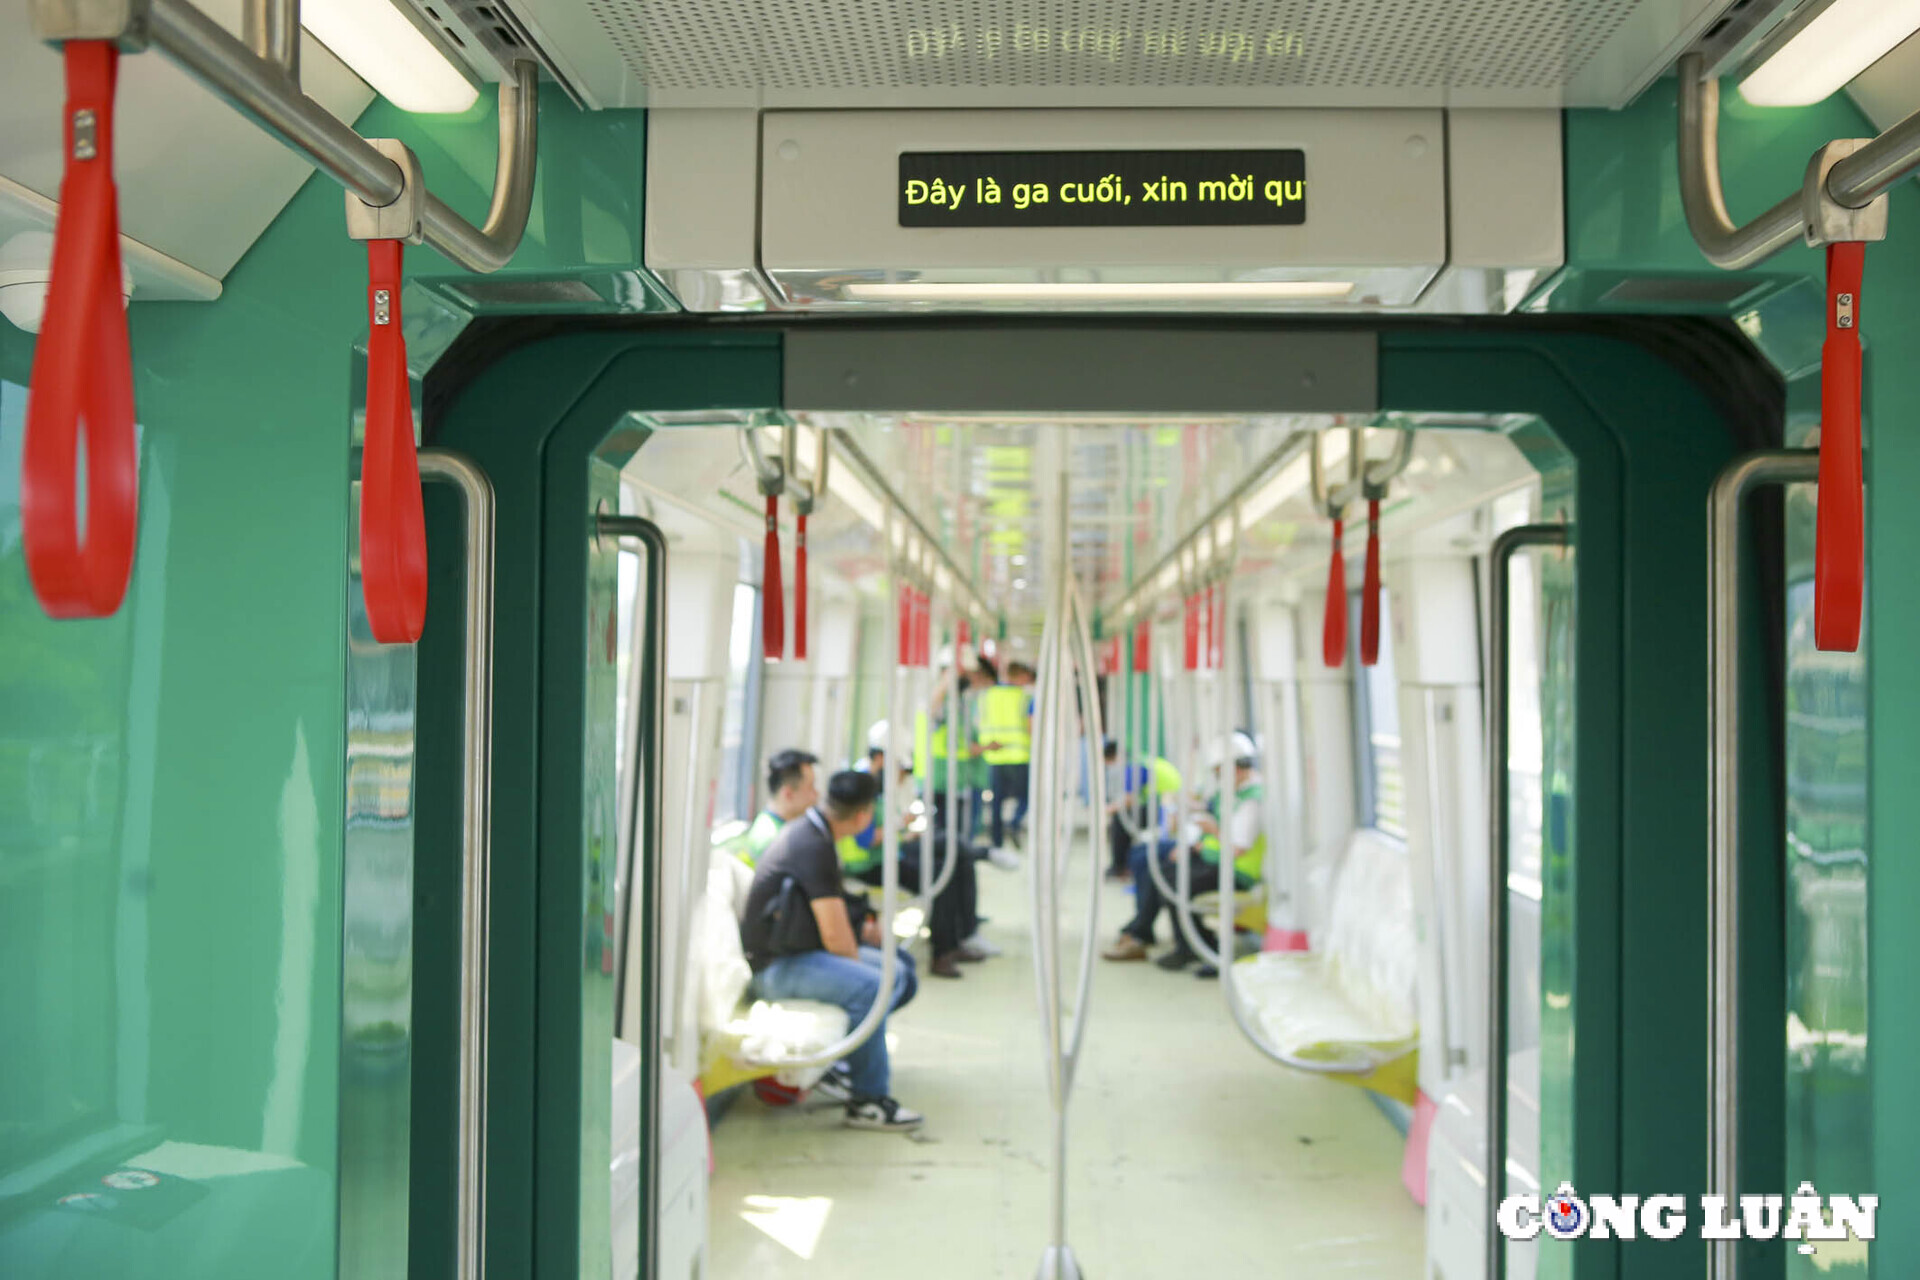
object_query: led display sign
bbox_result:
[898,149,1307,228]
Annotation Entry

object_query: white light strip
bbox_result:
[1739,0,1920,106]
[303,0,480,113]
[841,280,1356,304]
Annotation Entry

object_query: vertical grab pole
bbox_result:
[1212,518,1239,983]
[419,450,496,1280]
[1485,523,1569,1280]
[1706,450,1819,1280]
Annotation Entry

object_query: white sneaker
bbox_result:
[810,1067,855,1104]
[986,846,1021,872]
[959,932,1003,957]
[845,1096,925,1131]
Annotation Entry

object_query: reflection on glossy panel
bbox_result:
[1782,452,1870,1279]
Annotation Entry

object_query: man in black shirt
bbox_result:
[740,769,924,1130]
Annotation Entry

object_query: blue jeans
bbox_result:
[1123,840,1254,949]
[751,945,918,1099]
[989,762,1030,845]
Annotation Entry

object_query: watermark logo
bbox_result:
[1500,1182,1877,1255]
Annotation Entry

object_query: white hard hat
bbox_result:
[1208,731,1259,767]
[866,720,913,767]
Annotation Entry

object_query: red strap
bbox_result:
[957,618,971,647]
[1360,499,1382,666]
[898,584,913,666]
[1133,620,1151,673]
[762,496,785,661]
[793,512,808,660]
[1815,242,1865,653]
[23,42,137,619]
[1201,584,1215,670]
[1183,593,1199,671]
[1322,519,1347,667]
[360,239,427,644]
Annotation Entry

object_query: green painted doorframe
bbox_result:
[420,317,1784,1280]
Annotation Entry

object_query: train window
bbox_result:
[714,576,762,822]
[1350,589,1407,840]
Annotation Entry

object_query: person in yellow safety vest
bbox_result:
[979,658,1036,849]
[1101,738,1183,882]
[1102,730,1265,978]
[736,749,821,866]
[918,653,1021,874]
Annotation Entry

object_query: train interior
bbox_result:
[2,1,1915,1279]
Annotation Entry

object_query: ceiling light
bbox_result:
[1011,555,1027,566]
[1738,0,1920,106]
[1013,578,1028,590]
[303,0,480,113]
[840,281,1357,304]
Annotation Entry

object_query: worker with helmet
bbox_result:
[978,659,1036,848]
[1100,738,1183,882]
[1102,729,1265,977]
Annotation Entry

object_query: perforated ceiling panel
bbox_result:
[535,0,1739,108]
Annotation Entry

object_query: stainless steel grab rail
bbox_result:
[132,0,539,273]
[1677,52,1919,271]
[1485,522,1568,1280]
[927,598,963,900]
[1707,450,1818,1280]
[419,450,496,1280]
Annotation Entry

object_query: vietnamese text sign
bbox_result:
[898,150,1306,227]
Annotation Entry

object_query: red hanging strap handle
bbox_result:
[1133,620,1151,673]
[898,583,913,666]
[1322,519,1347,667]
[1815,241,1865,653]
[762,495,785,661]
[23,41,137,619]
[1208,583,1225,670]
[1360,499,1383,666]
[360,239,428,644]
[793,511,808,660]
[1183,593,1200,671]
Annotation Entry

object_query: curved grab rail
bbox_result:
[1485,522,1570,1280]
[1359,428,1414,667]
[1061,578,1107,1079]
[418,449,496,1280]
[1706,453,1817,1280]
[925,602,964,902]
[735,517,903,1074]
[24,40,138,620]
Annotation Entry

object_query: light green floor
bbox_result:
[708,860,1426,1277]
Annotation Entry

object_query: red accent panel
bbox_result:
[1402,1090,1439,1206]
[360,239,428,644]
[23,42,138,619]
[793,512,808,660]
[1322,519,1347,667]
[1360,498,1382,666]
[1814,241,1865,652]
[762,496,784,661]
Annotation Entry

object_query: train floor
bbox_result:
[707,853,1426,1277]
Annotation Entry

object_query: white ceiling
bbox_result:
[512,0,1745,109]
[626,416,1543,627]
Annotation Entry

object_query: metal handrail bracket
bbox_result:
[1485,522,1568,1280]
[420,449,497,1280]
[1707,450,1817,1280]
[35,0,539,274]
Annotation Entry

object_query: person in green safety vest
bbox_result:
[735,749,821,867]
[847,724,993,979]
[1101,739,1183,882]
[979,659,1036,848]
[1102,730,1265,978]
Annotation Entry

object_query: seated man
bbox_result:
[741,769,923,1131]
[738,748,820,866]
[1101,738,1182,882]
[1102,731,1264,978]
[853,724,990,979]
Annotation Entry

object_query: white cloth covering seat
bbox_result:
[1229,829,1419,1073]
[695,846,847,1090]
